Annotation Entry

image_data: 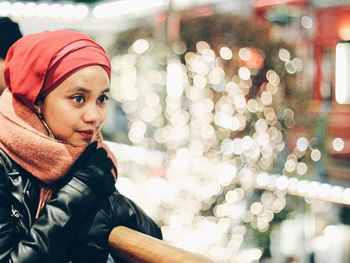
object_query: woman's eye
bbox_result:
[98,94,109,104]
[72,95,85,104]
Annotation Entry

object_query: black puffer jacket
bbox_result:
[0,149,162,263]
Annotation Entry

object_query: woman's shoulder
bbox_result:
[0,148,32,180]
[0,147,40,199]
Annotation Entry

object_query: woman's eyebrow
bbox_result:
[69,87,110,93]
[69,87,90,93]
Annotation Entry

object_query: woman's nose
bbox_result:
[83,105,101,124]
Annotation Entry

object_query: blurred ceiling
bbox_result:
[6,0,250,35]
[16,0,101,3]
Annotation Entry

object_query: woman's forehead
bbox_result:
[51,66,110,94]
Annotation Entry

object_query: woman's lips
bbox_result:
[78,130,94,139]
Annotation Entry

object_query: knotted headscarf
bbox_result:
[4,29,111,110]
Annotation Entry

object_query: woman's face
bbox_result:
[37,65,110,147]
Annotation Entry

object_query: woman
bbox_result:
[0,30,162,262]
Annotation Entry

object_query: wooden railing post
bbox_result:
[108,226,216,263]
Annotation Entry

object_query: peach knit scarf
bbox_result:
[0,89,85,182]
[0,89,111,218]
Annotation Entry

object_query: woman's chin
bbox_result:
[67,139,93,147]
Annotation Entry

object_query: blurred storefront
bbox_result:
[311,2,350,188]
[251,1,350,262]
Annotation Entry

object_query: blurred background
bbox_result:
[2,0,350,262]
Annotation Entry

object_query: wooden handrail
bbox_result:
[108,226,215,263]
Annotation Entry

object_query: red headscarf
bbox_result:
[4,30,111,110]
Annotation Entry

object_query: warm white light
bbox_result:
[301,16,313,29]
[339,28,350,40]
[336,42,350,104]
[238,67,251,80]
[285,61,296,74]
[330,186,343,200]
[311,149,321,161]
[308,181,320,196]
[167,60,184,99]
[193,75,207,88]
[218,164,237,186]
[241,136,254,150]
[343,188,350,202]
[61,4,75,19]
[247,99,259,113]
[261,91,272,106]
[250,202,263,215]
[285,159,296,173]
[234,94,246,109]
[292,58,303,71]
[278,48,290,62]
[208,67,224,85]
[297,180,309,194]
[266,70,280,86]
[296,162,307,175]
[276,176,288,190]
[319,183,331,199]
[219,47,233,60]
[332,137,344,152]
[93,0,167,19]
[145,92,160,107]
[11,2,25,17]
[36,3,50,18]
[73,4,89,19]
[239,48,251,61]
[2,1,89,19]
[257,173,269,187]
[296,137,308,151]
[132,39,150,54]
[0,1,11,16]
[128,121,147,143]
[23,2,37,17]
[255,119,268,132]
[202,49,216,62]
